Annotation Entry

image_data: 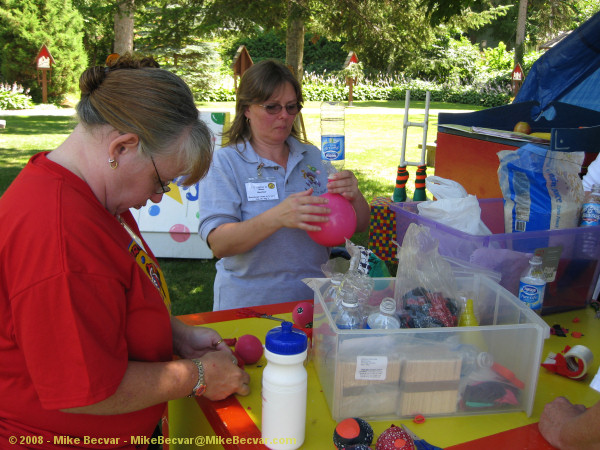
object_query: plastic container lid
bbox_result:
[265,321,308,355]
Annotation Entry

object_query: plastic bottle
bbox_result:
[323,273,344,308]
[458,298,479,327]
[320,101,345,177]
[580,184,600,227]
[334,290,366,329]
[261,321,308,450]
[518,255,546,315]
[366,297,401,329]
[456,344,494,378]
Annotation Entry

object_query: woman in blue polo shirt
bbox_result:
[198,60,370,311]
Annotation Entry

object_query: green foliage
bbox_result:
[0,0,88,103]
[405,35,481,84]
[224,31,347,73]
[0,82,34,109]
[225,30,286,65]
[156,43,223,102]
[71,0,115,66]
[200,71,510,108]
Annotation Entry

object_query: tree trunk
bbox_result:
[114,0,135,55]
[286,0,305,84]
[514,0,528,67]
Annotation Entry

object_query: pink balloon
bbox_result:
[307,193,357,246]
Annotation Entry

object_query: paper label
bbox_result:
[245,180,278,201]
[535,246,563,282]
[355,356,388,381]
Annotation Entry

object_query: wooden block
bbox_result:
[397,356,461,416]
[402,357,462,383]
[340,356,402,388]
[399,388,459,416]
[341,384,399,417]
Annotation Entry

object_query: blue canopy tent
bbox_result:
[514,11,600,116]
[437,11,600,154]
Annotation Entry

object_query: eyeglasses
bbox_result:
[257,102,302,115]
[150,156,171,194]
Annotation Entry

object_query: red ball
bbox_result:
[375,424,413,450]
[234,334,264,365]
[307,193,357,247]
[292,301,314,328]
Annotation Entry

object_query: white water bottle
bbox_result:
[580,184,600,227]
[320,101,345,177]
[518,255,546,315]
[261,322,308,449]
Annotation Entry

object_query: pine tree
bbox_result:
[0,0,88,103]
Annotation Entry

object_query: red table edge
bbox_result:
[174,301,310,449]
[177,300,308,326]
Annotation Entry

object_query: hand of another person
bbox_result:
[326,170,362,202]
[539,396,587,448]
[275,188,330,231]
[201,350,251,400]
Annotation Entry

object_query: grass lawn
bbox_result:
[0,100,483,315]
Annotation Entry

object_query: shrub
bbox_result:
[0,83,34,110]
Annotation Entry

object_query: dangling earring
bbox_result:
[108,158,118,169]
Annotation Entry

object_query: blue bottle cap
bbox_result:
[265,321,307,355]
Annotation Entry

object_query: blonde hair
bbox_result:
[76,54,212,186]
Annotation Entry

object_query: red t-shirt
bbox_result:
[0,152,173,449]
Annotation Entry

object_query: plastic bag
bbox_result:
[394,223,460,328]
[417,176,492,235]
[497,144,584,232]
[320,239,391,278]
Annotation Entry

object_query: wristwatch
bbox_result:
[188,359,206,397]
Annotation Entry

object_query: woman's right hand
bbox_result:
[276,188,331,231]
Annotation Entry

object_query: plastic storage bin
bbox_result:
[312,275,550,421]
[391,198,600,314]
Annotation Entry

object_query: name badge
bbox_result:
[245,179,279,201]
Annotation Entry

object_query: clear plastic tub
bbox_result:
[391,198,600,314]
[311,275,550,421]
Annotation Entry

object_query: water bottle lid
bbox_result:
[265,321,307,355]
[530,255,543,264]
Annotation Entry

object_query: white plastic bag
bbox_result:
[417,176,492,235]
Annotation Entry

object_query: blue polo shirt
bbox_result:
[198,137,331,310]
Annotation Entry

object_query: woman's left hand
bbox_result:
[325,169,371,233]
[326,170,361,202]
[171,317,231,359]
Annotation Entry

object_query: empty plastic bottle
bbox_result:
[366,297,400,329]
[334,290,365,330]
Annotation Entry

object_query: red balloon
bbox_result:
[306,193,357,246]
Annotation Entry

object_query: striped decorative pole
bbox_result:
[393,166,409,202]
[412,165,427,201]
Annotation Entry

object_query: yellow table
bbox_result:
[167,302,600,449]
